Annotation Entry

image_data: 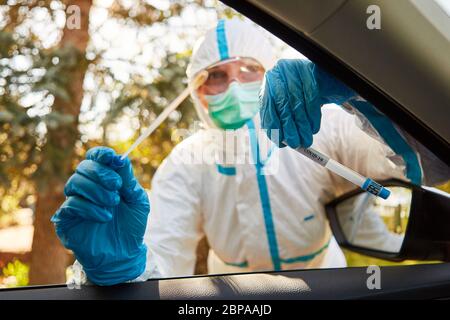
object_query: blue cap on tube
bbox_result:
[378,187,391,200]
[362,178,391,200]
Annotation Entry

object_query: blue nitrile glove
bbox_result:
[260,59,356,148]
[51,146,150,286]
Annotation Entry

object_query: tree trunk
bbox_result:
[0,252,31,268]
[29,0,92,285]
[194,236,209,275]
[28,181,74,284]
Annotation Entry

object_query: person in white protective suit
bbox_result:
[53,18,448,286]
[142,18,414,278]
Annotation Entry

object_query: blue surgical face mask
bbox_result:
[205,81,262,130]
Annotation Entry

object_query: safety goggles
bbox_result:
[195,57,265,95]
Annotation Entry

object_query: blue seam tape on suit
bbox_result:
[281,239,330,264]
[247,119,281,271]
[216,164,236,176]
[224,261,249,268]
[224,237,329,268]
[216,19,229,60]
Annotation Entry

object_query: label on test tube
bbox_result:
[296,148,330,167]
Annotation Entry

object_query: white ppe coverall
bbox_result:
[145,109,410,277]
[140,18,424,278]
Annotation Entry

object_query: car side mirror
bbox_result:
[325,179,450,262]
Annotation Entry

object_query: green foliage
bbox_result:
[0,0,55,32]
[438,180,450,193]
[0,29,39,180]
[102,53,194,132]
[0,27,41,215]
[108,0,185,26]
[1,259,30,287]
[33,45,86,103]
[0,30,84,203]
[344,249,439,267]
[100,53,197,187]
[0,0,208,218]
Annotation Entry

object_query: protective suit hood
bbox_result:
[186,18,277,128]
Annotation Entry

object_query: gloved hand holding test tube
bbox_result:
[261,59,391,200]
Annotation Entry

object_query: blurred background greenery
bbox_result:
[0,0,238,287]
[0,0,449,288]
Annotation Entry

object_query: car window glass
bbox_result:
[0,1,448,289]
